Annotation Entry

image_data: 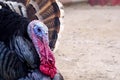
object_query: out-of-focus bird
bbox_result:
[0,0,64,80]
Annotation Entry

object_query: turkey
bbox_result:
[0,0,64,80]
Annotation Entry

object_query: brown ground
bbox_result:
[55,3,120,80]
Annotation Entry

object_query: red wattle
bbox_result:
[31,26,57,78]
[37,38,57,78]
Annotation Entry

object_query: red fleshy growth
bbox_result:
[29,20,57,78]
[37,37,57,78]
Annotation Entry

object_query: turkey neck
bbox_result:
[27,20,57,78]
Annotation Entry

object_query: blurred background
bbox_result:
[61,0,120,5]
[55,0,120,80]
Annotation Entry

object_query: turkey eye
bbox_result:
[37,28,41,32]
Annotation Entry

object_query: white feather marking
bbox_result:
[29,0,39,11]
[5,1,27,17]
[0,5,2,9]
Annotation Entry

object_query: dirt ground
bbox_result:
[54,3,120,80]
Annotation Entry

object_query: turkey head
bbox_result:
[27,20,56,78]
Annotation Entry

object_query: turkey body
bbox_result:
[0,37,39,80]
[0,36,52,80]
[0,5,51,80]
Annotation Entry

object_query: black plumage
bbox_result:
[0,4,41,80]
[0,3,29,42]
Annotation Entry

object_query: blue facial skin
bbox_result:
[33,24,49,43]
[34,25,43,38]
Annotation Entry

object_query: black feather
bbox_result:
[0,41,28,80]
[0,3,29,42]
